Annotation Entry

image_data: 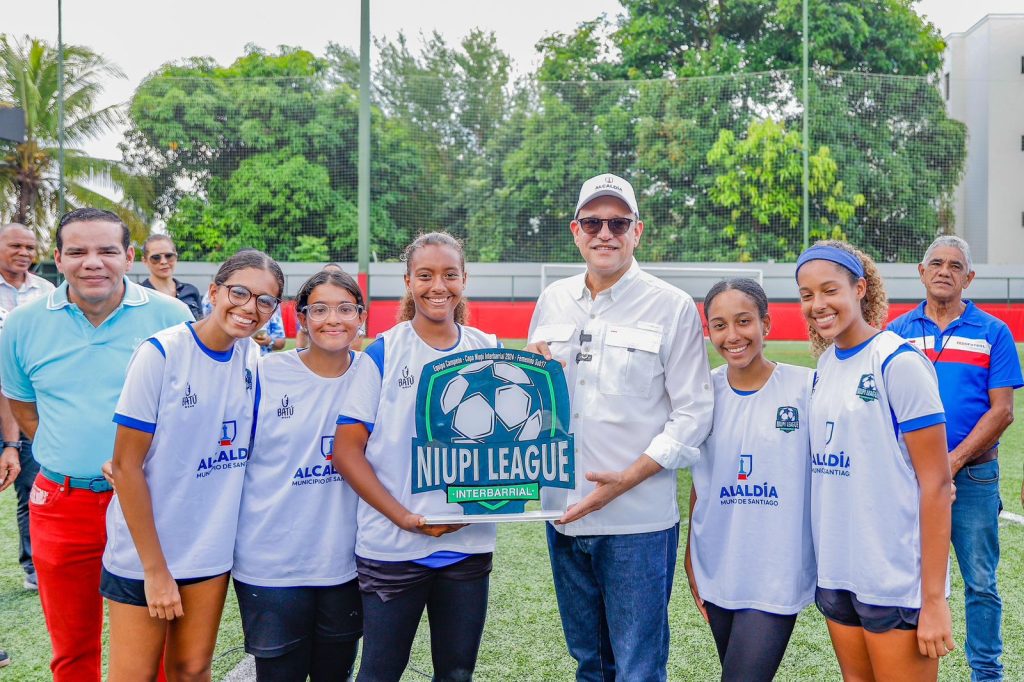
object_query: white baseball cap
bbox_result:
[574,173,640,220]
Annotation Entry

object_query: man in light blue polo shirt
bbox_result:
[888,235,1022,682]
[0,208,192,682]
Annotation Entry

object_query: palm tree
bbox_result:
[0,35,153,242]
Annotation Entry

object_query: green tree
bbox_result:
[0,35,151,240]
[530,0,965,262]
[707,119,864,261]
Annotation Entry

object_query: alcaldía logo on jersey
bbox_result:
[196,420,248,478]
[721,454,779,506]
[811,420,851,477]
[856,373,878,402]
[411,349,575,516]
[181,383,198,409]
[245,368,253,392]
[292,435,341,486]
[737,454,753,481]
[277,394,294,419]
[398,365,415,389]
[775,406,799,432]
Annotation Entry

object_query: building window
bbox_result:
[1021,56,1024,73]
[944,73,950,100]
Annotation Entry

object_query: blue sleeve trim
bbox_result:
[881,344,917,374]
[250,369,262,447]
[364,338,385,376]
[147,338,166,357]
[113,413,157,434]
[900,412,946,433]
[337,415,374,434]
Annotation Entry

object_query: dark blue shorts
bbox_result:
[233,578,362,657]
[100,567,225,607]
[815,587,919,634]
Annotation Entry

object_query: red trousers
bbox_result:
[28,473,112,682]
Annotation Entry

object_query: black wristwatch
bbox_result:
[2,441,21,449]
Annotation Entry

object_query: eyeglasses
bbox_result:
[302,302,364,322]
[576,217,635,236]
[148,252,177,263]
[220,284,280,315]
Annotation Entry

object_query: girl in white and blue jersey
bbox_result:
[685,278,815,682]
[797,241,954,680]
[233,268,366,680]
[103,250,283,681]
[335,232,497,682]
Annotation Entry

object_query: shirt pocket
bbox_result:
[531,323,577,368]
[599,325,663,397]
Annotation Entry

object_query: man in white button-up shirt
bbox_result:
[528,173,713,681]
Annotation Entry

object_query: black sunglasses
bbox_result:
[148,252,177,263]
[577,217,635,236]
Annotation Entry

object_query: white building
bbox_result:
[943,14,1024,265]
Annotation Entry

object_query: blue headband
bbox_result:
[795,245,865,280]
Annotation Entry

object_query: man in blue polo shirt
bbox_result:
[888,235,1022,682]
[0,208,192,682]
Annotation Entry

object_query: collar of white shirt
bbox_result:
[574,258,642,303]
[0,272,47,293]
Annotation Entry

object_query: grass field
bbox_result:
[0,341,1022,680]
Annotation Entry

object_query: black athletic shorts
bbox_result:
[815,586,919,634]
[100,567,225,607]
[233,578,363,657]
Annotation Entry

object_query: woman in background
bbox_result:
[140,234,203,320]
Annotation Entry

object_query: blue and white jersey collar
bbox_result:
[47,277,150,311]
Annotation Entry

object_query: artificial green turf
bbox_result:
[0,341,1021,680]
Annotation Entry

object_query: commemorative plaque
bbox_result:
[412,349,575,523]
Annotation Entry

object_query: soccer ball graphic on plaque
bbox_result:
[442,360,545,445]
[414,349,574,520]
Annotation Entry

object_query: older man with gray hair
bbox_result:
[0,222,54,593]
[887,235,1021,682]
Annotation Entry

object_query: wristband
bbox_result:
[2,441,21,449]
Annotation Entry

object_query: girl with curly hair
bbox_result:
[796,240,954,680]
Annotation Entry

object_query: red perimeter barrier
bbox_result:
[364,300,1024,342]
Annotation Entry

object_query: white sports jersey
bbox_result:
[691,363,815,615]
[233,350,360,587]
[337,322,498,561]
[104,323,256,579]
[809,331,946,608]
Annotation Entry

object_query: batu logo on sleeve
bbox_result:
[181,383,198,409]
[775,406,799,432]
[277,395,294,419]
[411,349,575,516]
[398,366,415,390]
[855,373,879,402]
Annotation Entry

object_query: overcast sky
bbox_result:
[8,0,1022,160]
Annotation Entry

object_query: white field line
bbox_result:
[1000,510,1024,525]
